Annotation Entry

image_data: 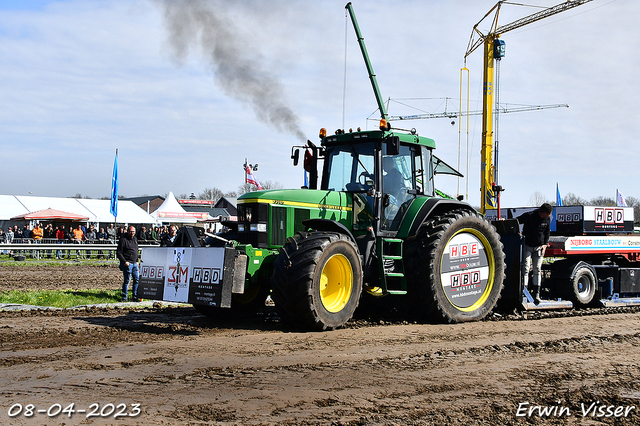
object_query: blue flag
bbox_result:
[556,182,563,207]
[110,150,118,218]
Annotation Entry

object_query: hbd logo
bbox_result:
[192,267,221,285]
[449,242,478,259]
[595,208,624,224]
[451,271,481,288]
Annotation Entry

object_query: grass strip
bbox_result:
[0,255,117,266]
[0,289,126,308]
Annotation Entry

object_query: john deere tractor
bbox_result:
[139,3,505,330]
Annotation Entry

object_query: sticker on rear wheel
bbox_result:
[440,231,491,310]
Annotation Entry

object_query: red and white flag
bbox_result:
[617,189,628,207]
[246,166,263,190]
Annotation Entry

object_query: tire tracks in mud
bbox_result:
[2,312,640,425]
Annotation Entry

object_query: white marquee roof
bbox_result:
[0,195,155,224]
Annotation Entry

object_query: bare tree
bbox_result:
[261,180,284,190]
[626,196,640,224]
[561,192,587,206]
[589,196,615,206]
[528,191,548,207]
[199,187,224,202]
[235,180,284,196]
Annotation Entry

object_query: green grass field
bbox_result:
[0,288,128,308]
[0,257,129,308]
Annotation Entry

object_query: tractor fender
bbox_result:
[302,219,357,247]
[569,261,597,281]
[549,259,598,281]
[302,218,377,281]
[403,197,477,238]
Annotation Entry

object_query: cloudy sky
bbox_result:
[0,0,637,208]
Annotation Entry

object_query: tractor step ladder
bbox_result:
[379,238,407,294]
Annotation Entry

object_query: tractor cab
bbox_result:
[318,124,436,234]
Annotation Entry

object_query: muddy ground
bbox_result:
[1,263,640,425]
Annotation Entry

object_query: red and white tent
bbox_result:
[151,192,209,224]
[11,208,89,221]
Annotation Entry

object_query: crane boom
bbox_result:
[464,0,592,214]
[465,0,593,58]
[387,103,568,121]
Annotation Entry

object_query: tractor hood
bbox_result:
[238,189,352,213]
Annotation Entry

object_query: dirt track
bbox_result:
[1,264,640,425]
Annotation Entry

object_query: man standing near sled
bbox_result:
[117,225,139,302]
[517,203,552,304]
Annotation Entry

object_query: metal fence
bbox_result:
[0,239,159,260]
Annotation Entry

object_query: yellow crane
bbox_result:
[464,0,592,214]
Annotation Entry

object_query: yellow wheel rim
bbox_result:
[320,254,353,313]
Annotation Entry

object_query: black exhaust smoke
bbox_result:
[159,0,306,142]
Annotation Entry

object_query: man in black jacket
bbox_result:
[160,225,178,247]
[517,203,553,304]
[117,225,140,302]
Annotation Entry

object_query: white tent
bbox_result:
[0,195,30,220]
[77,199,157,224]
[151,192,209,224]
[0,195,155,225]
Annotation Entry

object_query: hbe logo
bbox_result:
[141,265,164,279]
[449,242,478,259]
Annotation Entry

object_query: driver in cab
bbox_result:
[382,156,405,203]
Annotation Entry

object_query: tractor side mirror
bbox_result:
[292,149,300,166]
[386,136,400,156]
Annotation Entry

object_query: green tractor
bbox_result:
[140,3,505,330]
[242,122,505,330]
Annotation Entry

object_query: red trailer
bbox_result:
[491,206,640,311]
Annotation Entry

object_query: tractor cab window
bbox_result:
[381,145,415,231]
[323,143,375,192]
[420,148,435,196]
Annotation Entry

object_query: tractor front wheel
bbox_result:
[271,231,363,331]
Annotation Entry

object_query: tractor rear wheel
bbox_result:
[406,209,505,323]
[271,231,363,331]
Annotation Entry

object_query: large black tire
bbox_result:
[271,231,363,331]
[569,266,597,307]
[406,209,505,323]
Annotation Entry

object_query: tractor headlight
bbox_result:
[250,223,267,232]
[238,224,245,232]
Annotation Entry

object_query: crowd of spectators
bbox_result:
[0,223,179,260]
[0,223,175,244]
